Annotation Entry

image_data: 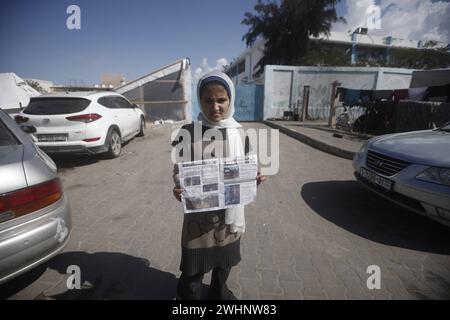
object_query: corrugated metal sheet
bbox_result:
[116,59,191,122]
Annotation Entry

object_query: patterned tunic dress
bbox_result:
[172,122,250,276]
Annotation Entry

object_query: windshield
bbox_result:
[24,98,91,115]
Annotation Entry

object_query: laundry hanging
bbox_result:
[372,90,393,101]
[392,89,409,103]
[426,84,450,102]
[408,87,428,101]
[344,89,361,106]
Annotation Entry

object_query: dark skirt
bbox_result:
[180,209,241,276]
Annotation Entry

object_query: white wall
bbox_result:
[376,69,413,89]
[263,66,414,120]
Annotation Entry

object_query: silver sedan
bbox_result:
[0,109,72,284]
[353,123,450,227]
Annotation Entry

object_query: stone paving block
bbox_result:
[351,265,371,283]
[37,268,65,286]
[227,267,241,292]
[334,263,360,278]
[397,271,437,294]
[342,277,371,300]
[273,244,294,259]
[323,286,348,300]
[240,278,259,300]
[294,257,316,273]
[239,258,260,280]
[407,269,450,299]
[259,293,284,300]
[19,282,55,300]
[258,270,282,295]
[44,278,71,297]
[296,271,320,287]
[407,290,440,300]
[314,263,341,286]
[277,259,300,282]
[258,253,278,271]
[279,280,303,300]
[367,288,392,300]
[165,255,181,273]
[301,285,328,300]
[106,238,133,251]
[241,245,259,259]
[128,239,151,256]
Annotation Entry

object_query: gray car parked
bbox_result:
[0,109,71,284]
[353,123,450,227]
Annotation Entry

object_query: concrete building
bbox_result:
[225,31,448,84]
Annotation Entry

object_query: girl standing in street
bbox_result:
[172,71,266,300]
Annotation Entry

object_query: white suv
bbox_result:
[14,91,146,158]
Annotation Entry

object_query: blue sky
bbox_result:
[0,0,347,85]
[4,1,448,86]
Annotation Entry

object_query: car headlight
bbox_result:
[356,141,369,159]
[416,167,450,187]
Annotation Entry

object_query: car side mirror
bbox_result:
[132,104,138,109]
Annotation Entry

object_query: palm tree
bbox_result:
[242,0,345,76]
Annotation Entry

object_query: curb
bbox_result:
[262,120,356,160]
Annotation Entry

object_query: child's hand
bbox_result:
[173,187,184,202]
[256,172,267,186]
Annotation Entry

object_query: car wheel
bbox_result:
[106,129,121,158]
[137,117,146,137]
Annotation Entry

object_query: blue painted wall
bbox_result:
[191,83,264,122]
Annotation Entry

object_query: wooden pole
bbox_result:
[328,81,341,127]
[300,86,310,122]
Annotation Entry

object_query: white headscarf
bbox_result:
[197,71,246,233]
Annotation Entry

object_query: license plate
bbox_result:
[360,167,393,191]
[38,134,68,142]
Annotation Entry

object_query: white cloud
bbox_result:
[193,58,229,80]
[334,0,450,43]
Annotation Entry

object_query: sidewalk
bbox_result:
[262,120,371,160]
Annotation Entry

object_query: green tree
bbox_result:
[242,0,345,76]
[386,47,450,69]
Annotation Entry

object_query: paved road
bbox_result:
[2,123,450,300]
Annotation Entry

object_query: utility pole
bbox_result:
[328,81,341,127]
[300,86,310,122]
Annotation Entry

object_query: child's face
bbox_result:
[200,84,230,122]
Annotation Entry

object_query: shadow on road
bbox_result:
[39,251,178,300]
[0,263,48,299]
[301,180,450,255]
[48,140,134,171]
[50,154,100,171]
